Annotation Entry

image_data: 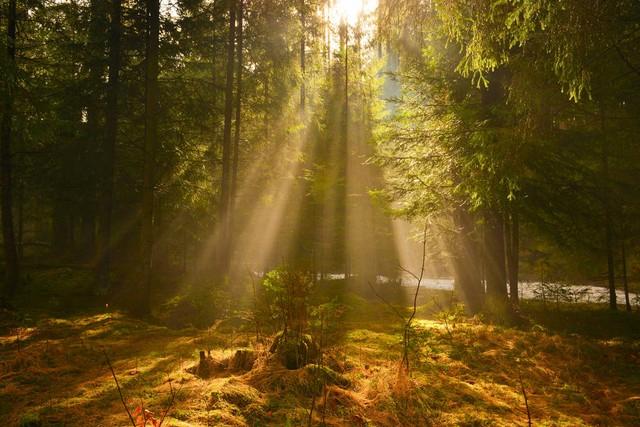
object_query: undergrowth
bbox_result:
[1,274,639,426]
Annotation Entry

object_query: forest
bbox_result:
[1,0,640,425]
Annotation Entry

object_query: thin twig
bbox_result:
[398,265,420,282]
[402,221,429,371]
[158,377,182,426]
[432,297,453,339]
[406,220,429,328]
[103,350,137,427]
[140,399,146,427]
[614,43,640,78]
[367,280,406,322]
[307,394,315,427]
[322,384,328,425]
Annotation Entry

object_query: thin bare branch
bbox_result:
[406,220,429,328]
[367,280,406,322]
[158,376,183,426]
[103,350,137,427]
[518,373,532,427]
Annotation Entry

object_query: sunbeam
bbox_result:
[328,0,378,26]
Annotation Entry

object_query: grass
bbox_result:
[1,273,640,426]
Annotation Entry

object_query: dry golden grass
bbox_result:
[1,302,639,426]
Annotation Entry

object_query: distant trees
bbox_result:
[2,0,637,314]
[0,0,308,306]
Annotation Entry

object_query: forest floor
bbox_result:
[2,271,640,426]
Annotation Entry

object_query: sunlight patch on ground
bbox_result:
[2,306,640,425]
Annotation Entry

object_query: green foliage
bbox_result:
[18,412,40,427]
[3,0,307,295]
[261,267,313,334]
[309,299,347,347]
[161,283,229,329]
[435,302,466,335]
[376,0,640,296]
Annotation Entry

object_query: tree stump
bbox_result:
[269,332,318,370]
[196,350,222,378]
[228,349,256,371]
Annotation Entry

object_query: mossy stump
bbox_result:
[269,331,318,370]
[228,349,256,371]
[196,350,220,378]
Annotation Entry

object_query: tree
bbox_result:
[218,0,236,275]
[231,0,244,204]
[97,0,123,292]
[80,0,108,261]
[376,0,640,314]
[1,0,20,300]
[298,0,306,113]
[141,0,160,314]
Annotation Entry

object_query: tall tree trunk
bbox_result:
[505,206,520,305]
[621,236,631,312]
[344,23,348,117]
[15,110,23,261]
[82,0,106,261]
[604,213,616,310]
[52,202,72,256]
[16,175,23,260]
[484,209,508,302]
[1,0,20,300]
[324,2,330,68]
[80,211,96,261]
[479,70,508,308]
[342,22,349,278]
[299,0,305,113]
[231,0,243,204]
[600,104,617,310]
[97,0,122,292]
[141,0,160,315]
[452,205,483,313]
[218,0,236,274]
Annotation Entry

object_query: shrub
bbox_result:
[162,283,229,329]
[261,268,313,336]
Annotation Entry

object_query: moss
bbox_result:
[620,398,640,417]
[457,413,493,427]
[305,365,350,388]
[171,409,191,421]
[270,332,318,369]
[206,409,247,426]
[3,300,640,426]
[210,382,261,409]
[19,412,41,427]
[244,402,268,423]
